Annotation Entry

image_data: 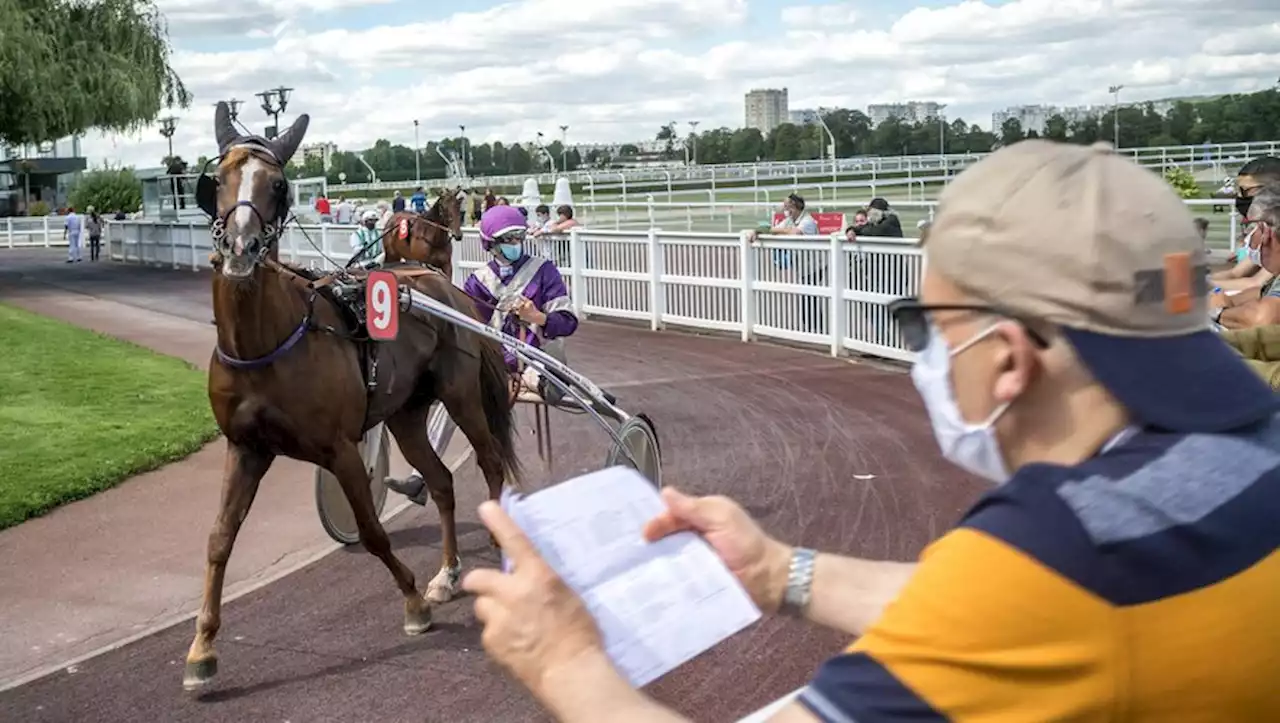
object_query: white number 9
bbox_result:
[370,280,392,329]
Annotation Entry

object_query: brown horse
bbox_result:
[382,189,464,276]
[183,101,520,691]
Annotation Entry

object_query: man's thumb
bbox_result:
[661,487,710,525]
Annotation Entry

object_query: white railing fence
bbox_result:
[103,221,924,363]
[1,217,70,248]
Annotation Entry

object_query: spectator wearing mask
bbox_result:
[1211,180,1280,330]
[531,204,554,233]
[392,190,406,213]
[1218,184,1280,385]
[410,186,427,214]
[1209,156,1280,292]
[461,139,1280,723]
[854,198,904,238]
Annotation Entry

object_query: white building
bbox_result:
[789,109,820,126]
[300,141,338,170]
[745,88,789,134]
[867,101,945,127]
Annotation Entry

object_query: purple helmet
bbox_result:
[478,205,528,250]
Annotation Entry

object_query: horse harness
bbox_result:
[200,140,449,398]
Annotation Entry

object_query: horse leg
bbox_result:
[329,439,432,634]
[385,408,462,604]
[438,389,510,551]
[183,443,273,691]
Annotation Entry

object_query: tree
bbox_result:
[1163,166,1202,199]
[0,0,190,145]
[68,166,144,214]
[1044,115,1070,141]
[1000,118,1026,145]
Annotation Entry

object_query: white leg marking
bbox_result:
[425,561,462,603]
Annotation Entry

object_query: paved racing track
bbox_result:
[0,251,987,723]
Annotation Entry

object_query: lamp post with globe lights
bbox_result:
[1108,84,1124,147]
[413,120,421,182]
[687,121,699,165]
[257,86,293,139]
[159,117,181,211]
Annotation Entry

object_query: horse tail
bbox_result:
[476,336,522,486]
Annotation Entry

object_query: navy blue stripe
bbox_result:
[962,429,1280,605]
[804,651,946,722]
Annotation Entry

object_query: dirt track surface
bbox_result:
[0,250,987,722]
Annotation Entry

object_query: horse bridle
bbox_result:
[196,142,294,263]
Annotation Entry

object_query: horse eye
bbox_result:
[272,178,287,194]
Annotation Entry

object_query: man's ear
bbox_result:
[991,321,1040,403]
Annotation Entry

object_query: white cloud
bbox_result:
[80,0,1280,170]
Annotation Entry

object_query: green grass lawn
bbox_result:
[0,304,220,530]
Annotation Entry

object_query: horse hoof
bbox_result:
[182,658,218,691]
[425,581,456,604]
[404,606,433,636]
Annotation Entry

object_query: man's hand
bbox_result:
[462,502,605,700]
[643,487,792,613]
[1210,291,1231,309]
[515,298,546,326]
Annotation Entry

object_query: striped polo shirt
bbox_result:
[800,417,1280,722]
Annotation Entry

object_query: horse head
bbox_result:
[426,186,465,242]
[198,101,310,280]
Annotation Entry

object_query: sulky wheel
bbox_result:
[605,413,662,488]
[316,423,392,546]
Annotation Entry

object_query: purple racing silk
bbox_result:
[463,255,578,371]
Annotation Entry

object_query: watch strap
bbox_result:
[781,547,817,616]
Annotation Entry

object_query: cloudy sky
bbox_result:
[81,0,1280,169]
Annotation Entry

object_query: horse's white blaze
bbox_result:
[232,157,265,254]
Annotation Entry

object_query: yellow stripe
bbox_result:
[847,530,1280,722]
[849,529,1115,722]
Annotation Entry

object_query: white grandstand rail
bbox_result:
[325,140,1280,194]
[2,216,69,248]
[98,220,929,363]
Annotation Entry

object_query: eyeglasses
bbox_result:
[888,297,1050,352]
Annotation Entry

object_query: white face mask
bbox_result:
[910,325,1012,484]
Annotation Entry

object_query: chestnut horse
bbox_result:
[183,102,520,691]
[381,188,465,276]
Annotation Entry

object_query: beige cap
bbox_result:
[926,139,1209,338]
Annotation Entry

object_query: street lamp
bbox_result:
[559,125,569,171]
[413,120,421,182]
[937,105,947,157]
[256,86,293,139]
[158,117,179,211]
[1108,84,1124,148]
[815,113,836,179]
[459,124,467,177]
[158,116,177,160]
[688,121,699,164]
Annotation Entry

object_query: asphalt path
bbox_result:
[0,251,987,722]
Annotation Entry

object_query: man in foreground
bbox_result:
[463,140,1280,721]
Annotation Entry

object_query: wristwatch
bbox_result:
[780,547,817,616]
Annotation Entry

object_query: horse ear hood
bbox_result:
[272,114,310,166]
[214,101,241,154]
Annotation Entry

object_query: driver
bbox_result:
[348,210,385,269]
[463,204,579,394]
[386,205,579,507]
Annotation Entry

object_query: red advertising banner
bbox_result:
[770,212,846,235]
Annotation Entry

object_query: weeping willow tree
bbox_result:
[0,0,190,146]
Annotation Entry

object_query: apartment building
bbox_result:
[866,101,945,127]
[745,88,789,134]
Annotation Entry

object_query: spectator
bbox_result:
[497,196,510,206]
[1211,183,1280,330]
[855,197,903,237]
[484,187,498,211]
[531,204,554,233]
[749,193,823,332]
[548,205,580,233]
[63,206,82,263]
[376,200,393,229]
[461,138,1280,722]
[1210,157,1280,292]
[410,186,427,214]
[315,194,332,223]
[85,206,103,262]
[334,197,354,225]
[392,190,406,213]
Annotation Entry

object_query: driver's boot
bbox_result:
[385,473,428,506]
